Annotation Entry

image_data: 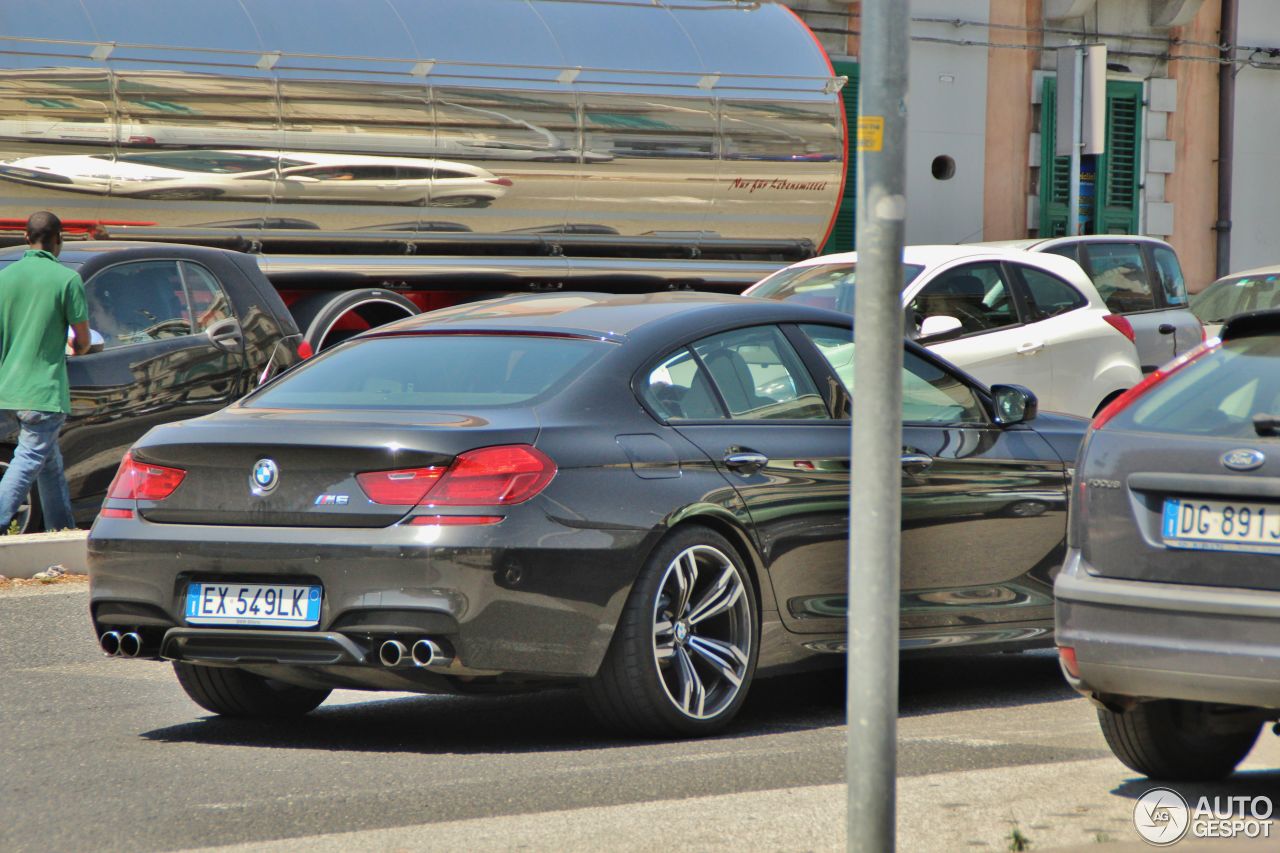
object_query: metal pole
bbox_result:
[1216,0,1239,279]
[1068,46,1084,237]
[848,0,908,850]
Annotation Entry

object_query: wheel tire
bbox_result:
[0,454,42,534]
[584,525,759,738]
[1097,699,1262,781]
[288,288,420,352]
[173,662,331,719]
[1094,390,1125,417]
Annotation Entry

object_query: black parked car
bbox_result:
[88,292,1087,736]
[0,242,307,531]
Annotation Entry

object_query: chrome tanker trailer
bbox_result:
[0,0,846,350]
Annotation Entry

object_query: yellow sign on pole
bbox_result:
[857,116,885,152]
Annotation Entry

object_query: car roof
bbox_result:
[776,244,1062,268]
[1211,264,1280,284]
[0,241,242,265]
[362,291,849,342]
[974,235,1175,251]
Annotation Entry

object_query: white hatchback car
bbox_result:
[745,245,1142,417]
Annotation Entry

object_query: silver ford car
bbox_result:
[1056,310,1280,780]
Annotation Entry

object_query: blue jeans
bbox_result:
[0,409,74,532]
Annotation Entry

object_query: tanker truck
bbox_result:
[0,0,847,351]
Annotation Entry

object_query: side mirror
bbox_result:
[206,317,244,353]
[991,384,1038,426]
[919,315,963,339]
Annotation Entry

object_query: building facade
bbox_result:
[790,0,1260,293]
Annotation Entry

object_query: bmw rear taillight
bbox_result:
[356,467,447,505]
[1091,340,1220,430]
[105,452,186,501]
[1102,313,1136,344]
[426,445,555,505]
[359,445,555,509]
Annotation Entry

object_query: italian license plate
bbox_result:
[185,582,321,628]
[1161,497,1280,554]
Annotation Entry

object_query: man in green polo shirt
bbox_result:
[0,211,91,533]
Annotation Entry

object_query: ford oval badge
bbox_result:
[1221,448,1265,472]
[251,458,280,494]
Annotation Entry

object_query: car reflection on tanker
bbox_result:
[0,150,513,207]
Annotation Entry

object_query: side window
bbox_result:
[1152,246,1188,307]
[180,262,233,331]
[642,348,724,421]
[84,260,192,350]
[691,326,828,420]
[1016,266,1087,320]
[908,262,1019,340]
[902,350,987,423]
[1082,242,1156,313]
[1043,243,1080,265]
[799,324,987,424]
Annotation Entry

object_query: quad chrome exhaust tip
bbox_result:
[411,638,451,668]
[378,639,409,667]
[118,632,143,658]
[378,638,453,668]
[99,631,121,656]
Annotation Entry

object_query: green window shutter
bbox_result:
[1096,81,1142,234]
[1039,77,1143,236]
[822,61,859,254]
[1038,77,1071,237]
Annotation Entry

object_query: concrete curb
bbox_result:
[0,530,88,579]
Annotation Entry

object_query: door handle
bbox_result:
[723,451,769,475]
[900,453,933,474]
[1158,323,1176,335]
[1016,341,1044,355]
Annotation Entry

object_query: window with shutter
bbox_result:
[821,60,859,254]
[1038,77,1143,236]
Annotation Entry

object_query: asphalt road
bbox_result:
[5,584,1280,852]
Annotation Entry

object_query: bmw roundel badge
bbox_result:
[251,458,280,494]
[1221,448,1265,472]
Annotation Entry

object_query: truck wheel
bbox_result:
[0,454,40,534]
[173,662,331,718]
[584,526,758,738]
[288,288,419,352]
[1097,699,1262,780]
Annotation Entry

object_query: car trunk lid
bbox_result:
[129,407,539,527]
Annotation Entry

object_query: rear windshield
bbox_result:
[1111,336,1280,437]
[749,263,925,313]
[245,334,609,410]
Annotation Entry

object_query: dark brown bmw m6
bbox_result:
[89,292,1086,736]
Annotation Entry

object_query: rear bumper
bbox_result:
[88,509,654,682]
[1055,547,1280,709]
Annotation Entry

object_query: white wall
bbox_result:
[904,1,991,244]
[1230,1,1280,273]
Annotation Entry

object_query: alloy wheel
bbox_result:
[651,544,752,720]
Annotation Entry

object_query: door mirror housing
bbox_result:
[919,315,963,339]
[991,384,1038,425]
